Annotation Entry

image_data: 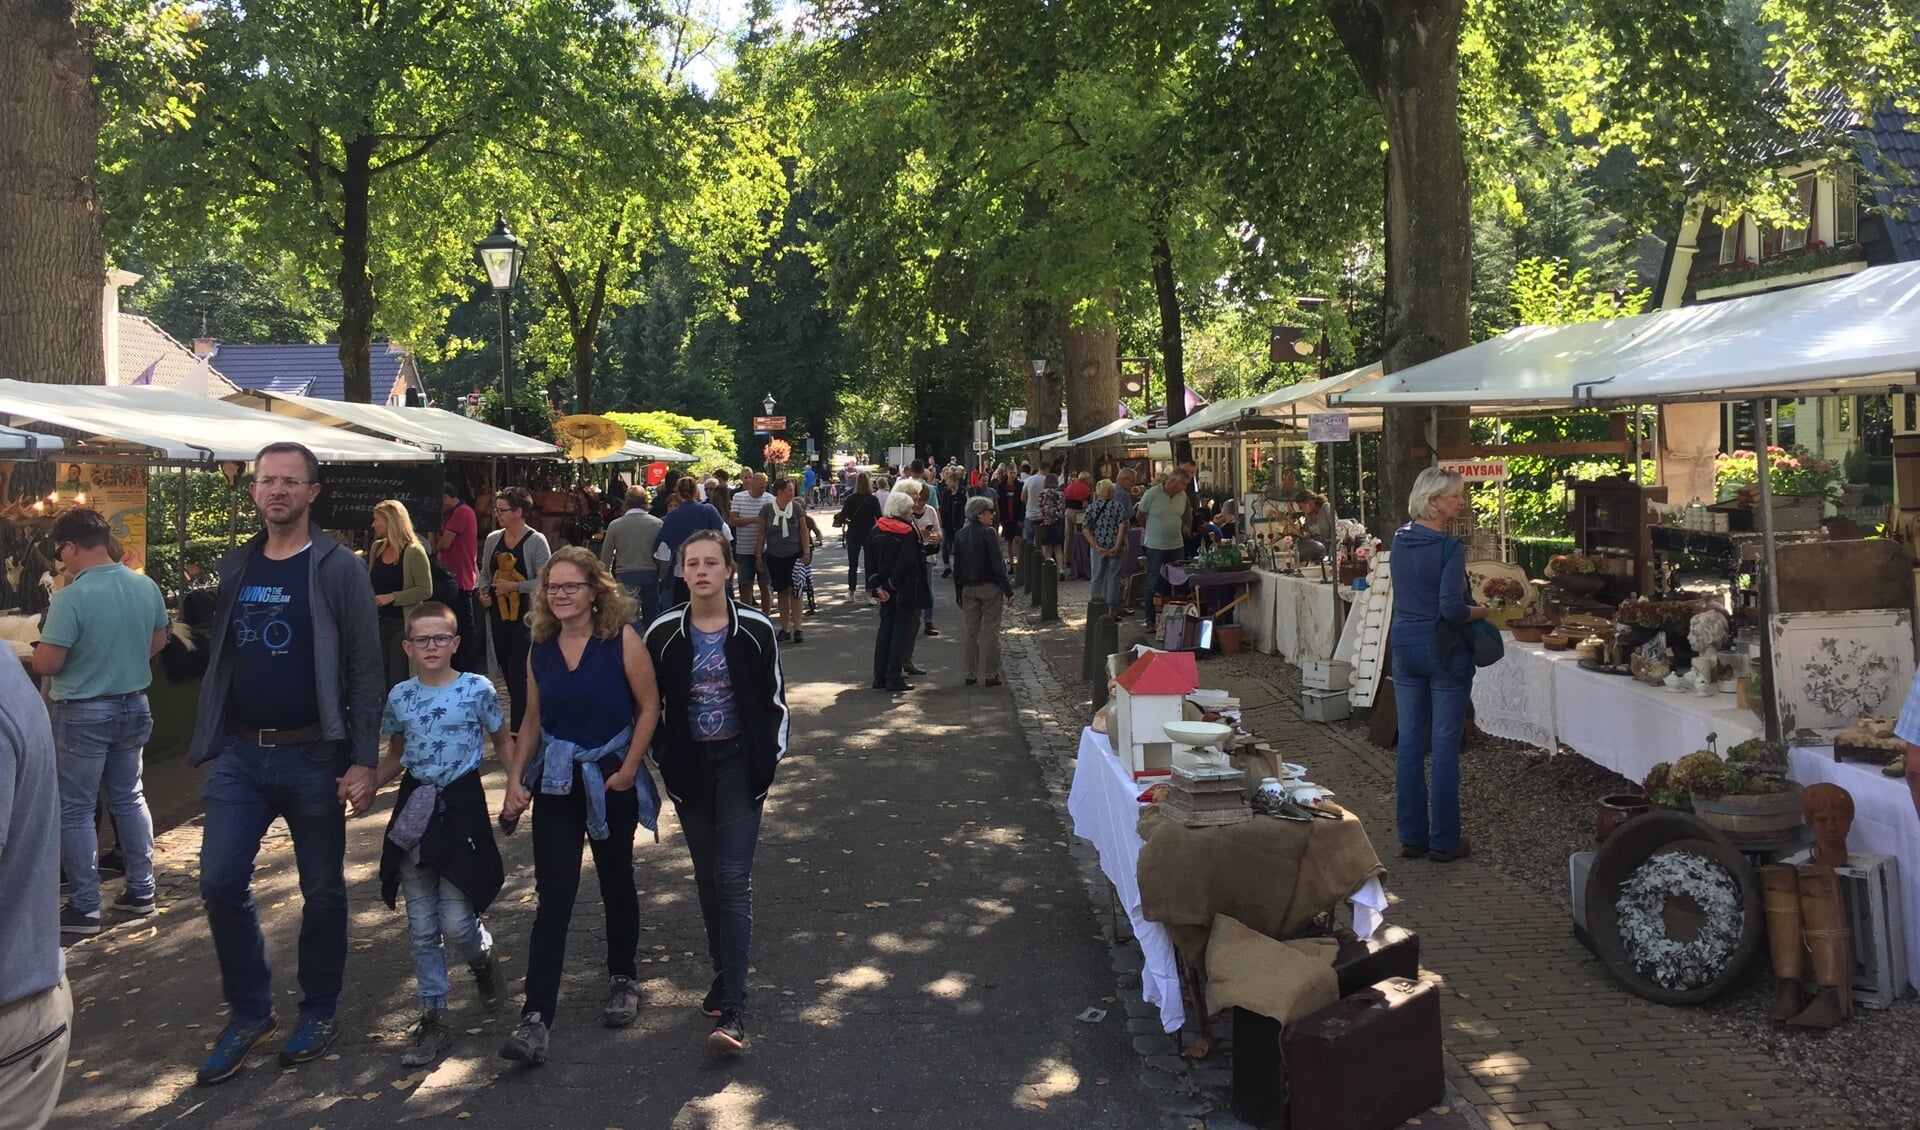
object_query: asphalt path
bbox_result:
[49,582,1169,1129]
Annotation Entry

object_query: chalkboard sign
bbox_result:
[311,463,444,535]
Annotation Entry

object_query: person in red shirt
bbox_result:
[437,484,482,672]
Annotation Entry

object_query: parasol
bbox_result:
[552,414,629,463]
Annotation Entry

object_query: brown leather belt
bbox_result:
[231,725,325,748]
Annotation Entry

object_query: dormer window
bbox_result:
[1719,216,1743,265]
[1783,174,1816,252]
[1834,164,1858,246]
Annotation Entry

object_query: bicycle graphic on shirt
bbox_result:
[232,605,294,651]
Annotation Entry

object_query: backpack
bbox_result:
[1037,484,1065,524]
[429,555,460,607]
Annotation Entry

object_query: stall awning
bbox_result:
[1163,396,1258,440]
[994,430,1066,453]
[0,425,62,454]
[1331,262,1920,411]
[0,381,433,464]
[1060,415,1147,448]
[593,439,697,465]
[227,390,562,459]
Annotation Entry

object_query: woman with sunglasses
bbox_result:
[497,547,660,1065]
[644,530,787,1055]
[477,487,550,736]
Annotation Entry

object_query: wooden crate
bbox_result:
[1785,849,1908,1010]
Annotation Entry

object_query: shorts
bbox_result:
[741,552,770,583]
[1039,520,1065,546]
[766,552,800,593]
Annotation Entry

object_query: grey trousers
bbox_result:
[960,583,1005,681]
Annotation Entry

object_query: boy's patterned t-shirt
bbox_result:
[382,673,503,787]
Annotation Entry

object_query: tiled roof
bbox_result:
[209,343,410,402]
[1862,100,1920,262]
[116,315,240,396]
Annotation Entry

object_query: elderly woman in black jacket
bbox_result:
[866,491,931,693]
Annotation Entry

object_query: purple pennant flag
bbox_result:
[1117,402,1128,419]
[131,358,159,386]
[1184,386,1202,415]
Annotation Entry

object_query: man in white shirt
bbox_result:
[729,473,774,614]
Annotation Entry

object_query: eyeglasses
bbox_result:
[406,634,456,648]
[547,582,591,596]
[255,476,311,490]
[493,505,516,514]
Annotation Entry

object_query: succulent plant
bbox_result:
[1673,749,1747,801]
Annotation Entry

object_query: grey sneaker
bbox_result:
[603,975,639,1028]
[400,1009,454,1067]
[60,904,100,937]
[499,1013,549,1065]
[113,889,156,917]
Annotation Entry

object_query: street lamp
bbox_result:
[474,214,527,432]
[762,392,777,417]
[1030,352,1047,379]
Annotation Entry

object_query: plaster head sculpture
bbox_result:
[1801,782,1855,867]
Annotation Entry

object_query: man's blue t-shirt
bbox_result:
[227,547,320,731]
[382,673,502,787]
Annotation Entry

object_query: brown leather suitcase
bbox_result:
[1284,977,1444,1130]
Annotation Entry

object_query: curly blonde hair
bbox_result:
[526,545,635,642]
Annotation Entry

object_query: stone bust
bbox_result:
[1801,782,1855,868]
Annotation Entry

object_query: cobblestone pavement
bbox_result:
[49,584,1177,1129]
[1007,577,1869,1130]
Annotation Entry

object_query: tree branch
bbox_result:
[368,123,458,175]
[1323,0,1387,99]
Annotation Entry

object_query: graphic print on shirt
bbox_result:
[688,627,739,742]
[233,582,297,653]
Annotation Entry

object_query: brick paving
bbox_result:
[1008,578,1865,1130]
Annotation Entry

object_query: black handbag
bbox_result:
[1438,539,1503,668]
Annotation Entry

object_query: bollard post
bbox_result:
[1088,608,1119,711]
[1029,549,1043,609]
[1015,542,1030,590]
[1082,599,1111,682]
[1039,558,1059,622]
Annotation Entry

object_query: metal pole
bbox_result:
[1751,397,1783,746]
[1496,416,1508,563]
[1355,429,1366,529]
[498,290,515,435]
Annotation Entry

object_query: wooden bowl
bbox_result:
[1509,623,1549,644]
[1541,632,1573,651]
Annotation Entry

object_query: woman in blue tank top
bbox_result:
[496,547,660,1066]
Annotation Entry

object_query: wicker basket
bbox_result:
[1691,781,1804,844]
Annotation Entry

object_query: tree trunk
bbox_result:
[1328,0,1471,536]
[1061,315,1120,469]
[1026,354,1061,442]
[0,0,104,385]
[1151,233,1190,463]
[335,136,378,403]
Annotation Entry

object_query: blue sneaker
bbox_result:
[276,1014,339,1066]
[195,1014,278,1085]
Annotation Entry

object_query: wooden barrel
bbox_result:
[1690,782,1804,843]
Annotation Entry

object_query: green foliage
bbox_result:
[1510,535,1577,579]
[123,254,338,345]
[1713,444,1844,503]
[603,411,739,477]
[146,470,259,598]
[1508,258,1651,326]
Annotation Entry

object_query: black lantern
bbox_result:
[474,214,527,432]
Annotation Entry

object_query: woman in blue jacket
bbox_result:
[1389,467,1487,864]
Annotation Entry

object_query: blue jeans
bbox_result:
[673,740,765,1015]
[618,570,660,629]
[398,857,492,1009]
[1391,626,1475,852]
[1142,546,1180,625]
[845,538,865,590]
[54,694,155,915]
[1089,549,1123,607]
[873,600,916,687]
[199,737,350,1025]
[923,560,936,627]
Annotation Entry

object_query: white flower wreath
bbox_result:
[1614,850,1744,990]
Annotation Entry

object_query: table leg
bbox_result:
[1176,951,1215,1058]
[1107,880,1134,944]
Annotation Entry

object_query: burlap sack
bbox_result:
[1204,915,1339,1023]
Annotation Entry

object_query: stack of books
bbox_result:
[1159,763,1250,827]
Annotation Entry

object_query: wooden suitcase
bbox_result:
[1285,977,1444,1130]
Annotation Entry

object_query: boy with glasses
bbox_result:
[371,601,510,1067]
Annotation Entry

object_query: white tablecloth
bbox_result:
[1788,748,1920,991]
[1470,640,1567,752]
[1068,727,1186,1033]
[1267,572,1344,665]
[1469,638,1762,785]
[1553,662,1762,784]
[1245,569,1280,655]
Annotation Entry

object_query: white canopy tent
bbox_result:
[0,381,432,464]
[593,439,698,464]
[226,390,562,459]
[1043,415,1150,451]
[1330,263,1920,413]
[0,425,62,455]
[1324,261,1920,745]
[994,430,1066,453]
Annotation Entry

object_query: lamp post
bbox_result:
[763,392,777,418]
[1029,352,1047,439]
[474,214,527,432]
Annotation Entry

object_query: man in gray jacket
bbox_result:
[0,651,68,1126]
[188,441,384,1085]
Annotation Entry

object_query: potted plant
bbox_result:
[1677,746,1804,845]
[1713,445,1843,529]
[1640,762,1690,812]
[1546,553,1609,597]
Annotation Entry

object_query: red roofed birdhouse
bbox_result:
[1112,650,1199,777]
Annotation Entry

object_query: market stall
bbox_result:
[225,390,564,460]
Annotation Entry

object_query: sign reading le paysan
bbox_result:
[1439,458,1508,484]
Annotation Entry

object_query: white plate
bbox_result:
[1280,762,1307,779]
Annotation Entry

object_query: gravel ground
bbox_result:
[1262,657,1920,1130]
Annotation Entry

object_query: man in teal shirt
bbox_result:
[33,508,170,937]
[1137,469,1191,634]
